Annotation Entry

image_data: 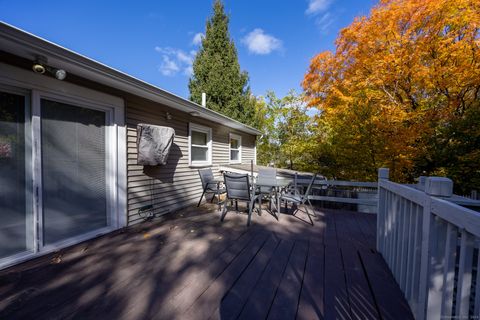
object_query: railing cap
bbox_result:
[425,177,453,197]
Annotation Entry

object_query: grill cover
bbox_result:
[137,124,175,166]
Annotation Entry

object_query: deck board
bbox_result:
[182,232,270,319]
[237,239,295,320]
[324,244,352,320]
[210,235,280,320]
[297,241,325,320]
[267,240,309,320]
[342,244,380,319]
[0,205,413,320]
[358,248,415,320]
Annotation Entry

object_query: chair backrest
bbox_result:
[198,168,215,189]
[224,173,251,201]
[302,173,318,202]
[257,167,277,193]
[257,167,277,183]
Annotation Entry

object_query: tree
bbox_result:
[303,0,480,186]
[189,0,256,126]
[255,91,318,172]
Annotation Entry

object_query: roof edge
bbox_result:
[0,21,262,136]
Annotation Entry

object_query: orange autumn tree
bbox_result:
[303,0,480,185]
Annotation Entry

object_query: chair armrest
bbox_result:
[206,181,223,190]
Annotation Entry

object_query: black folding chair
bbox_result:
[197,168,226,210]
[221,173,261,226]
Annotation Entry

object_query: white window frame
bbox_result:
[229,133,242,164]
[189,122,212,167]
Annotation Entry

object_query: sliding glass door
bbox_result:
[0,88,113,267]
[0,90,33,259]
[41,99,109,245]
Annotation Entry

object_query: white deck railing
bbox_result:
[377,168,480,319]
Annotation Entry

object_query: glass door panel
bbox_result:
[41,99,108,245]
[0,91,32,258]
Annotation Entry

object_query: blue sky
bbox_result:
[0,0,377,99]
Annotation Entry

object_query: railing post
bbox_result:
[377,168,389,253]
[417,177,453,319]
[417,176,427,191]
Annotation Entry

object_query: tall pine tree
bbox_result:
[189,0,255,126]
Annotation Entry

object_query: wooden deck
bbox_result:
[0,203,413,320]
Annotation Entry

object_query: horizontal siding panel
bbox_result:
[128,193,201,218]
[129,187,204,206]
[127,166,220,177]
[127,197,199,225]
[127,174,204,184]
[128,191,202,211]
[128,185,204,202]
[128,182,203,199]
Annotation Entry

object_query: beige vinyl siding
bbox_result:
[126,97,257,225]
[241,134,256,163]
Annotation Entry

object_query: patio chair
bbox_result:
[197,168,226,210]
[280,173,317,225]
[256,167,278,214]
[221,173,261,226]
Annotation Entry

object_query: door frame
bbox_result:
[0,63,126,270]
[0,83,36,265]
[36,90,115,252]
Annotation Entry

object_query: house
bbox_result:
[0,22,261,270]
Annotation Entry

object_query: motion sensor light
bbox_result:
[54,69,67,80]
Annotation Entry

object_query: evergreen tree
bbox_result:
[189,0,255,126]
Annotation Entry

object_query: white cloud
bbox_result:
[306,0,332,15]
[316,13,335,33]
[241,29,282,55]
[155,46,196,76]
[183,65,193,76]
[159,56,179,76]
[192,32,204,46]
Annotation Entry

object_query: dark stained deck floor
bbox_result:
[0,203,414,320]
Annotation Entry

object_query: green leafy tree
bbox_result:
[189,0,255,126]
[254,93,280,166]
[256,90,318,172]
[414,99,480,194]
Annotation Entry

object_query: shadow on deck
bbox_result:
[0,203,414,320]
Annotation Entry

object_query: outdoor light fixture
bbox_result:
[189,111,201,117]
[32,62,46,74]
[165,112,172,120]
[31,55,66,80]
[54,68,67,80]
[32,55,47,74]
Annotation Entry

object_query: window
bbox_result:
[229,133,242,164]
[189,123,212,166]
